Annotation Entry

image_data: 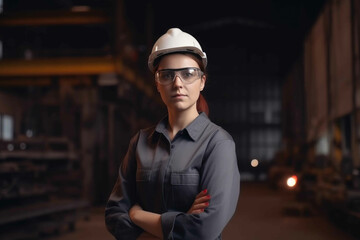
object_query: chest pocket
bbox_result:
[136,169,151,182]
[171,173,199,185]
[170,172,200,212]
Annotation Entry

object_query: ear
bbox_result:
[200,75,206,91]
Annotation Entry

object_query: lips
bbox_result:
[172,93,187,98]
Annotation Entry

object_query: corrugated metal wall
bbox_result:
[304,0,354,141]
[329,0,353,119]
[299,0,360,167]
[304,5,328,142]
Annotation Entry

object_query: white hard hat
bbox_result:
[148,28,207,73]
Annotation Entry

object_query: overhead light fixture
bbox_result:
[71,6,91,12]
[286,175,297,188]
[98,73,118,86]
[250,159,259,168]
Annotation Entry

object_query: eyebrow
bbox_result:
[157,67,199,72]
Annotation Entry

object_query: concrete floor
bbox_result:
[222,182,357,240]
[49,182,357,240]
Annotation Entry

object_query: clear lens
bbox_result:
[155,67,203,85]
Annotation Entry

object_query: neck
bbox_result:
[167,108,199,140]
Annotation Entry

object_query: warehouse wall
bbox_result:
[285,0,360,168]
[0,92,23,138]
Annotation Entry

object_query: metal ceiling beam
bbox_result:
[0,10,109,26]
[0,77,52,86]
[0,57,115,76]
[0,57,156,98]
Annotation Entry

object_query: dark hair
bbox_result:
[153,52,209,116]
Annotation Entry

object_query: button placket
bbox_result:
[161,139,175,212]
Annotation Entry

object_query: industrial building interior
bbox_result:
[0,0,360,239]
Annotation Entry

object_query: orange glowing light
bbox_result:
[286,175,297,188]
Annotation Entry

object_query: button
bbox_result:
[171,145,175,149]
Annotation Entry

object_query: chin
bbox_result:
[172,103,197,113]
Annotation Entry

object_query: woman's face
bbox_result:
[156,53,206,113]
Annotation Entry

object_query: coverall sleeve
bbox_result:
[161,137,240,240]
[105,133,142,240]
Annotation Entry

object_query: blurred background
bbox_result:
[0,0,360,239]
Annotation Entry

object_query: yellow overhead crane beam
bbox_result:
[0,57,156,99]
[0,57,114,76]
[0,10,109,26]
[0,9,158,100]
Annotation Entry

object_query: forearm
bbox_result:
[130,207,163,239]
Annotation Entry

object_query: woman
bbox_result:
[105,28,240,240]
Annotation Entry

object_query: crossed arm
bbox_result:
[105,133,240,240]
[129,189,211,239]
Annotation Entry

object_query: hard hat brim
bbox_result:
[148,47,207,73]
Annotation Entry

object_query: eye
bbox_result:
[160,71,174,80]
[183,69,196,78]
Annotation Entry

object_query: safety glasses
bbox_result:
[155,67,203,85]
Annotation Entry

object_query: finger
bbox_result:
[191,209,205,214]
[193,194,211,205]
[192,202,210,210]
[197,189,209,197]
[188,206,205,214]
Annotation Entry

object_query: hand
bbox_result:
[187,189,211,214]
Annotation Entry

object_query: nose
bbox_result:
[172,75,183,87]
